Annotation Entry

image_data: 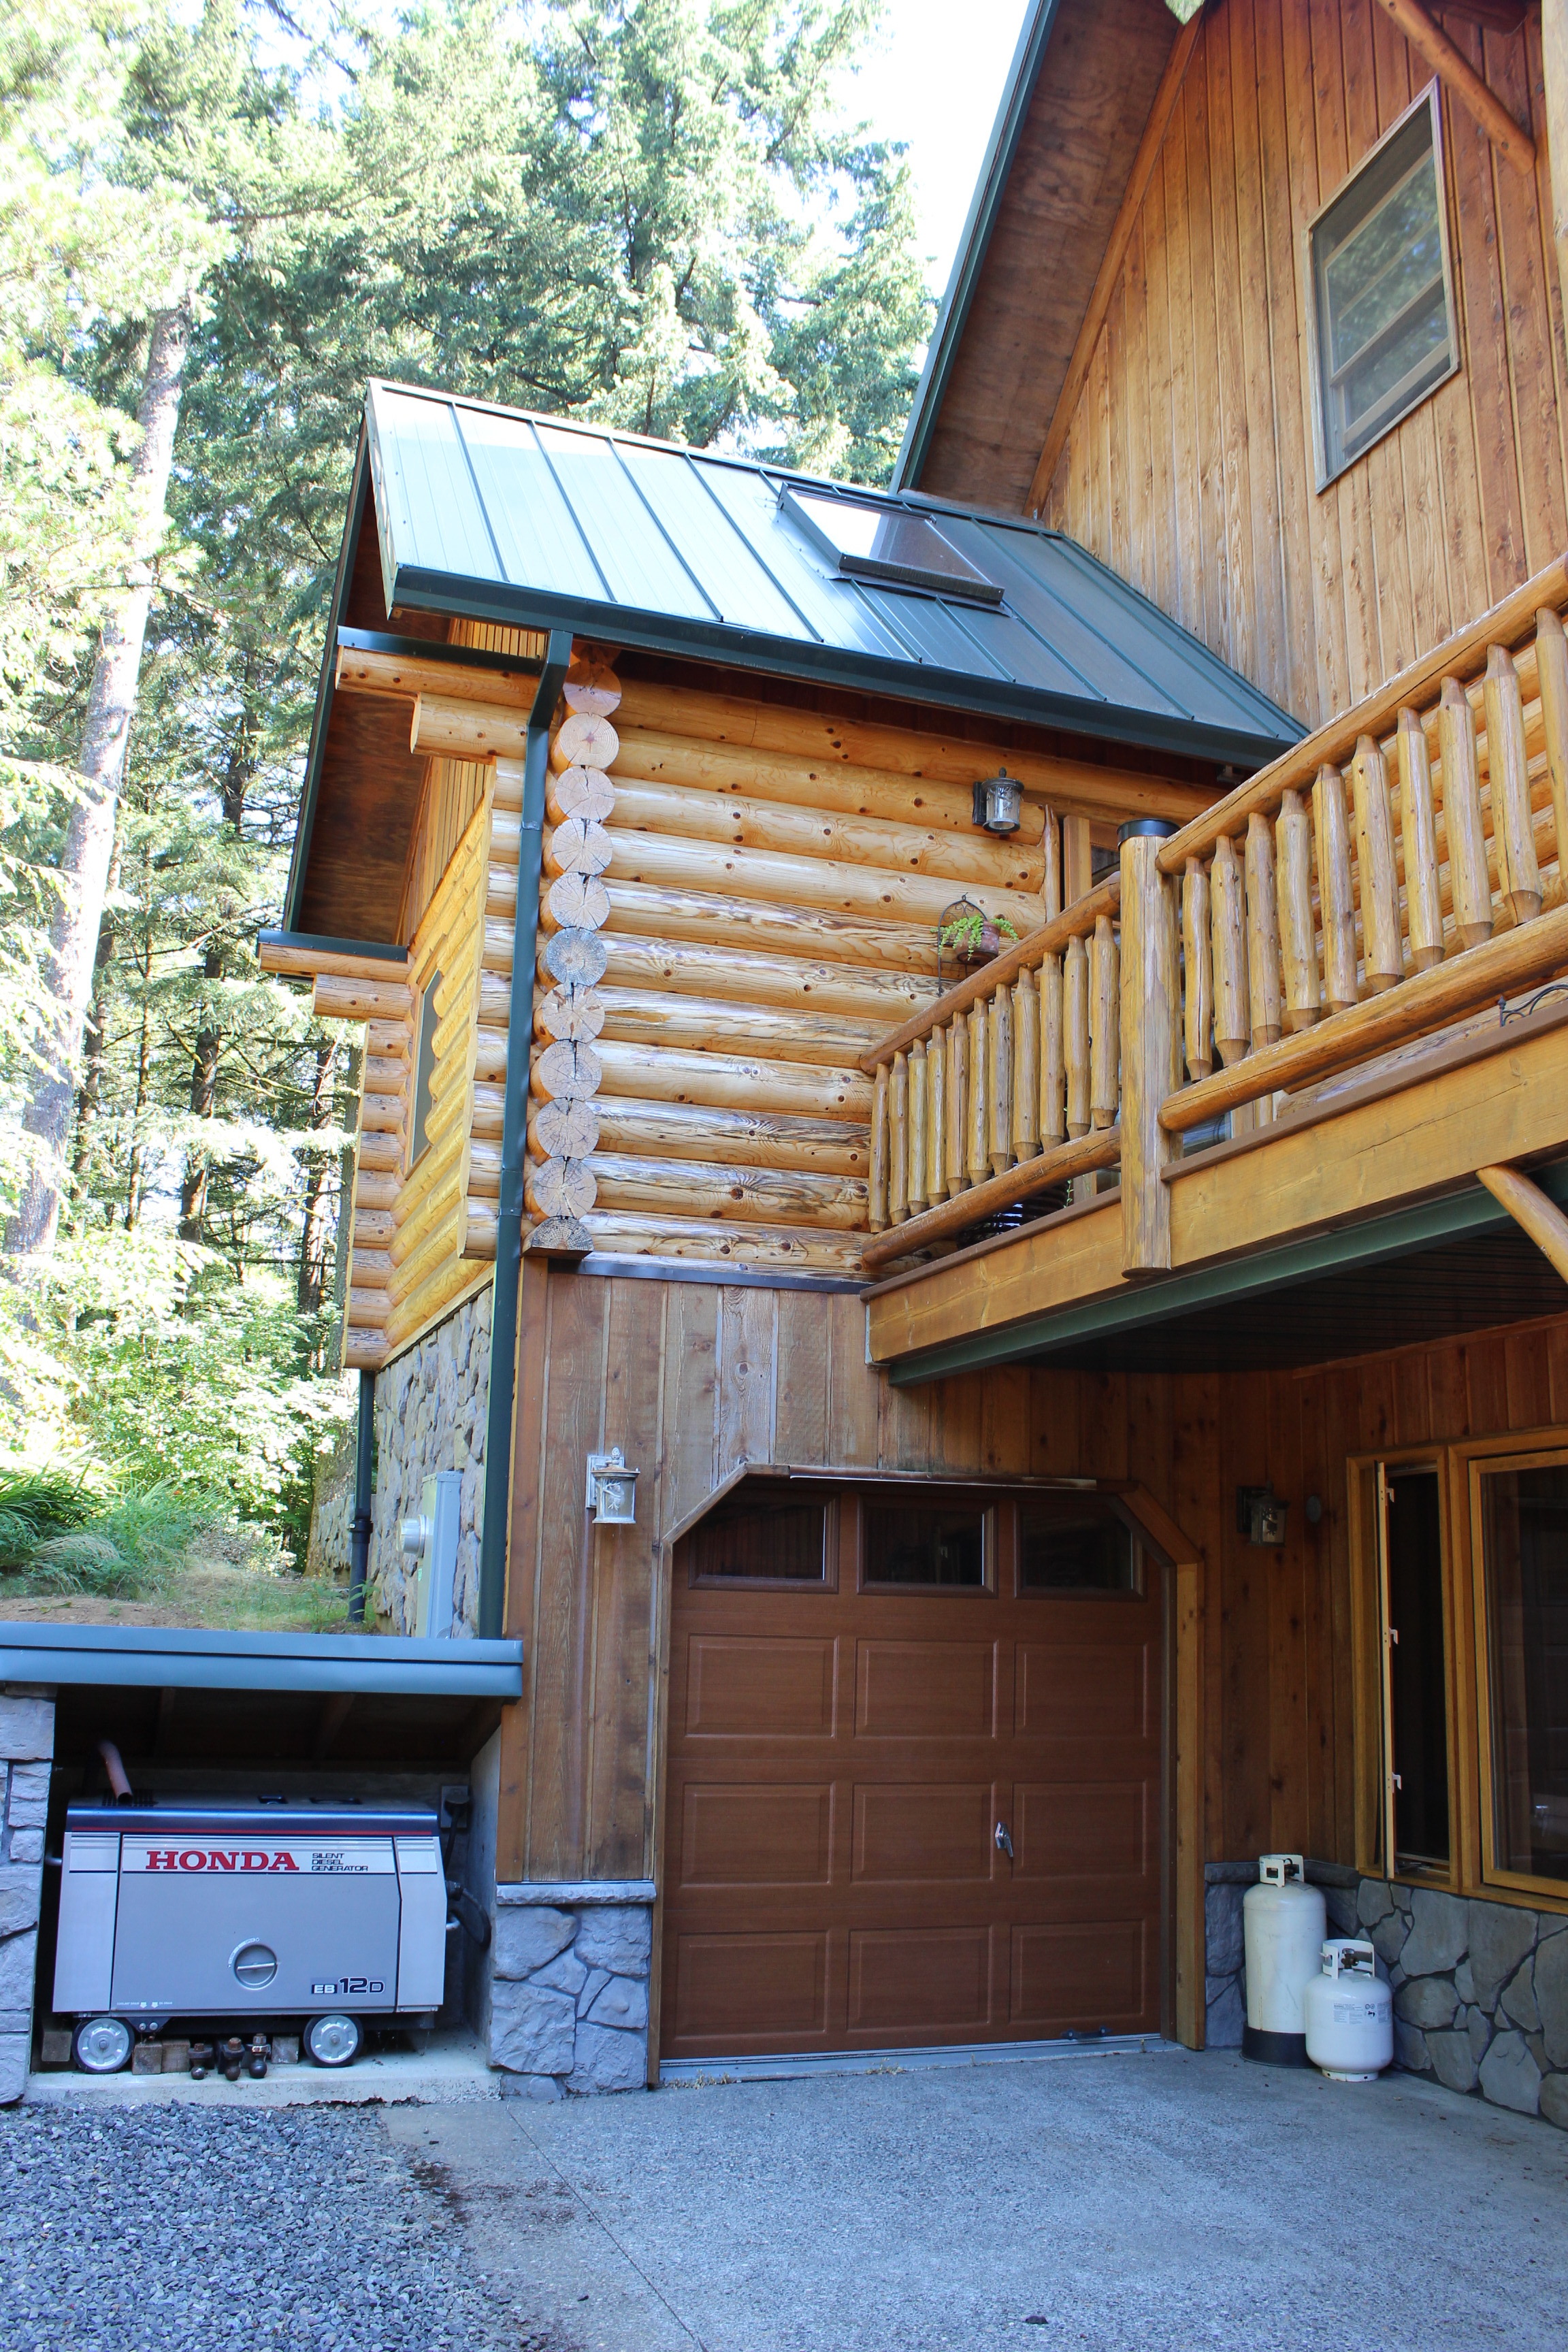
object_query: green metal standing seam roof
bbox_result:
[363,380,1301,769]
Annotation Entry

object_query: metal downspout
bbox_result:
[348,1366,374,1624]
[477,628,572,1642]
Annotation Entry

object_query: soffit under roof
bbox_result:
[898,0,1183,510]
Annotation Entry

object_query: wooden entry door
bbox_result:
[659,1481,1166,2062]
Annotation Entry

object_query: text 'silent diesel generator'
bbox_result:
[54,1797,447,2073]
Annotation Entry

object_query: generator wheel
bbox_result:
[304,2012,362,2068]
[73,2016,133,2074]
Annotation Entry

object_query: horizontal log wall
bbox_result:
[336,791,495,1369]
[521,657,1060,1271]
[399,757,489,944]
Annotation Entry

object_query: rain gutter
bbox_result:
[477,628,572,1642]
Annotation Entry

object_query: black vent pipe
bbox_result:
[348,1365,374,1624]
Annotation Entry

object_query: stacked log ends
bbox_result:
[526,647,621,1258]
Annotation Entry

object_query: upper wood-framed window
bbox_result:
[1307,83,1459,487]
[1350,1432,1568,1915]
[406,964,442,1169]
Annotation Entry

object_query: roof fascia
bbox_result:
[283,430,370,931]
[894,0,1063,492]
[383,566,1296,770]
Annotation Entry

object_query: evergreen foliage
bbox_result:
[0,0,930,1559]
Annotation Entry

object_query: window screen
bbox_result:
[408,968,442,1166]
[780,489,1002,604]
[1311,89,1456,482]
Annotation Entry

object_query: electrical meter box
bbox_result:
[53,1798,448,2025]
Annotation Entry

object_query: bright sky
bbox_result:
[853,0,1035,297]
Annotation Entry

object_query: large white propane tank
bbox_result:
[1303,1939,1393,2081]
[1242,1852,1326,2066]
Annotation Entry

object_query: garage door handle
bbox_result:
[994,1822,1014,1859]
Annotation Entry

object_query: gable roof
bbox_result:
[896,0,1188,507]
[363,379,1296,766]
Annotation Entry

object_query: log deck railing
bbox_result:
[861,553,1568,1282]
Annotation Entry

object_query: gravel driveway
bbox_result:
[0,2102,506,2352]
[7,2049,1568,2351]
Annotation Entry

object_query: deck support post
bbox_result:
[1119,823,1180,1277]
[1476,1162,1568,1286]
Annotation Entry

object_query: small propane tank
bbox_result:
[1304,1939,1393,2081]
[1242,1853,1326,2066]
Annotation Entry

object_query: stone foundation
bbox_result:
[490,1882,655,2097]
[1203,1859,1568,2130]
[370,1284,491,1635]
[1358,1878,1568,2127]
[1,1686,54,2103]
[305,1420,356,1581]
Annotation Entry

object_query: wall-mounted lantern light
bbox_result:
[586,1448,639,1525]
[1236,1484,1288,1547]
[973,769,1022,834]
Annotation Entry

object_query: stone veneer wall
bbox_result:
[1,1687,54,2103]
[489,1884,654,2097]
[369,1283,491,1635]
[305,1422,356,1581]
[1203,1859,1568,2131]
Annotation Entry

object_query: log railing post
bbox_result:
[1120,820,1180,1276]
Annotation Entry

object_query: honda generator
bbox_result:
[54,1793,448,2074]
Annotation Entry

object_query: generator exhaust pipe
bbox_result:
[97,1741,133,1804]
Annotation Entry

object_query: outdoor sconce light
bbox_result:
[973,769,1022,834]
[1237,1484,1288,1547]
[586,1448,639,1525]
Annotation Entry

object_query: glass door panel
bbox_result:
[1477,1457,1568,1887]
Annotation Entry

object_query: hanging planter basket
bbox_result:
[936,896,1015,981]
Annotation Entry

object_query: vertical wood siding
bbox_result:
[1043,0,1567,730]
[495,1262,1568,1893]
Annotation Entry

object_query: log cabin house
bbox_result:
[236,0,1568,2112]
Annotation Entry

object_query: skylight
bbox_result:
[779,489,1003,604]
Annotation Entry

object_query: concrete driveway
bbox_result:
[382,2046,1568,2352]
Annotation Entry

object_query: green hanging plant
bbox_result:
[937,900,1019,972]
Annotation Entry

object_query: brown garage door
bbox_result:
[659,1479,1166,2063]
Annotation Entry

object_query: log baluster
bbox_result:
[927,1021,949,1205]
[1012,973,1041,1161]
[1064,935,1090,1138]
[1537,609,1568,883]
[889,1049,909,1224]
[1312,764,1357,1015]
[1120,833,1179,1273]
[869,1064,889,1232]
[1437,676,1494,949]
[987,986,1014,1177]
[1350,734,1403,994]
[946,1017,970,1194]
[1244,813,1283,1046]
[1210,834,1250,1066]
[1041,951,1066,1145]
[966,1001,990,1187]
[1275,786,1320,1033]
[907,1039,928,1215]
[1181,855,1213,1081]
[1090,913,1119,1131]
[1396,708,1445,970]
[1484,645,1542,928]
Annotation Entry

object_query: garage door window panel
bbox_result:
[862,1497,992,1589]
[1017,1497,1141,1595]
[687,1487,836,1588]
